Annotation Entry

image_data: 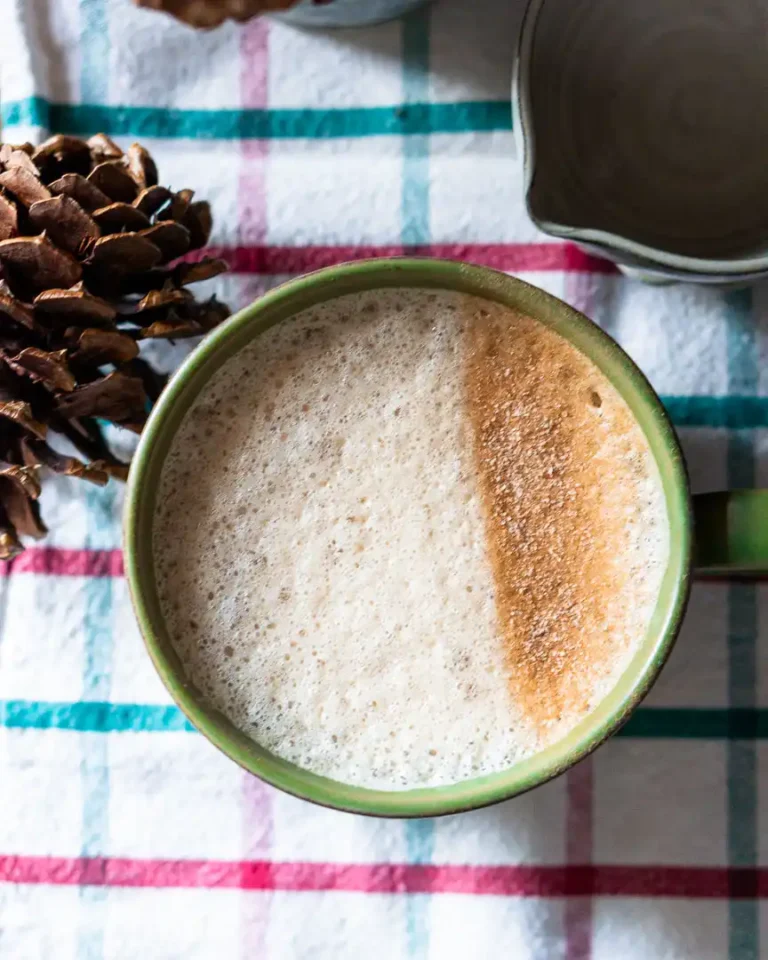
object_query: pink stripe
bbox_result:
[194,243,617,276]
[1,855,763,897]
[239,18,274,960]
[241,19,269,108]
[238,19,271,309]
[241,777,275,953]
[0,548,123,578]
[565,761,595,959]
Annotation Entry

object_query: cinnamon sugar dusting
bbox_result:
[464,299,668,742]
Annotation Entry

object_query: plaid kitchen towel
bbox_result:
[2,0,768,958]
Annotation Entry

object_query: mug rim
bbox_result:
[124,257,693,817]
[513,0,768,277]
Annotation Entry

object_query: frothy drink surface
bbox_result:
[154,289,668,789]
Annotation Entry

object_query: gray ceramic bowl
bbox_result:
[513,0,768,283]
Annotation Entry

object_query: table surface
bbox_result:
[1,1,768,958]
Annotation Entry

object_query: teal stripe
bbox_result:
[1,700,195,732]
[728,587,758,956]
[618,708,765,739]
[78,11,111,948]
[405,818,436,958]
[0,97,511,140]
[6,701,768,737]
[79,483,114,959]
[662,395,768,428]
[401,11,435,957]
[725,289,759,959]
[80,1,109,103]
[401,7,431,249]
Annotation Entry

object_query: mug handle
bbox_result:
[694,490,768,577]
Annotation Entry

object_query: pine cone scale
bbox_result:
[34,285,118,325]
[0,195,19,241]
[0,234,83,291]
[28,195,101,255]
[0,166,52,206]
[49,173,112,212]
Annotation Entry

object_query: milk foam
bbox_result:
[153,289,669,790]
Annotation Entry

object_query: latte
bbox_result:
[153,288,668,789]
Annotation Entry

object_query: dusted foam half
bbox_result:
[153,289,668,789]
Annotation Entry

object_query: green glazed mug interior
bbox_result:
[124,258,693,817]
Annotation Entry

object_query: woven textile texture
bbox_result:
[2,1,768,957]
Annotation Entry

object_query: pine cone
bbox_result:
[135,0,295,28]
[0,133,230,558]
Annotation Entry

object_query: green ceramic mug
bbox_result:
[124,258,768,817]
